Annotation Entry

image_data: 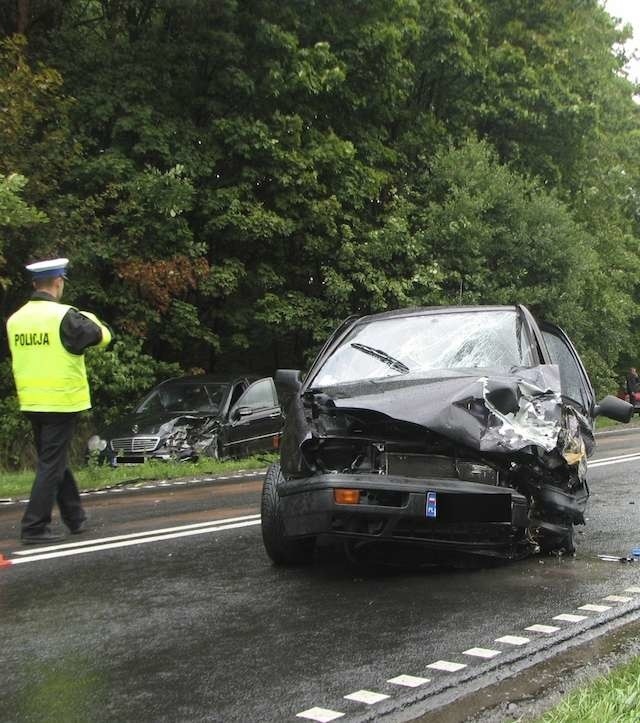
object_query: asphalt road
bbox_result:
[2,428,640,722]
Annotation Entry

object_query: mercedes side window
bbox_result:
[136,390,164,414]
[236,379,278,412]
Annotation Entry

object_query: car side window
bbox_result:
[137,390,164,414]
[541,329,590,408]
[236,379,278,411]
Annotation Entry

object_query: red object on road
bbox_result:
[0,554,12,568]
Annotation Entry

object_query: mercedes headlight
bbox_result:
[87,435,107,452]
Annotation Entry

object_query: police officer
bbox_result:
[6,258,113,544]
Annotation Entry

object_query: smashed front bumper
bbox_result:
[278,473,530,558]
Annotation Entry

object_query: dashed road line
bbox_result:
[427,660,467,672]
[343,691,389,705]
[293,587,640,720]
[296,708,344,722]
[495,635,530,646]
[525,624,560,634]
[553,613,589,623]
[387,675,430,687]
[463,647,501,659]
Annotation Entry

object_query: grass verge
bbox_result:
[533,655,640,722]
[0,453,277,499]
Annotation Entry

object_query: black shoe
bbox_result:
[68,520,87,535]
[21,530,65,545]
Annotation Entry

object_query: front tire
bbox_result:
[261,462,314,565]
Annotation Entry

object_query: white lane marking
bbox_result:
[553,614,588,623]
[297,708,344,722]
[579,604,611,612]
[495,635,530,646]
[625,587,640,594]
[595,427,640,436]
[603,595,633,603]
[525,624,560,634]
[427,660,466,672]
[8,520,260,565]
[387,675,430,687]
[590,452,640,468]
[463,647,501,659]
[13,514,261,556]
[343,690,389,705]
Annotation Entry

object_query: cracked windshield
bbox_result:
[313,310,535,386]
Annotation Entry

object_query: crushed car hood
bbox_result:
[106,410,219,437]
[305,365,591,455]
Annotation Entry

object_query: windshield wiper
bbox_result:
[350,343,409,374]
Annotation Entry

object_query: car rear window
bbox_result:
[312,310,535,386]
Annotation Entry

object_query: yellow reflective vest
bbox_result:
[7,300,111,412]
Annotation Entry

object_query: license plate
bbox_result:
[426,491,437,518]
[116,456,145,464]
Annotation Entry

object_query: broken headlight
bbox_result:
[455,460,499,485]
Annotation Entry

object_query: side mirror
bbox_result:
[233,406,254,420]
[593,395,633,423]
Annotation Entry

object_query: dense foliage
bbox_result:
[1,0,639,468]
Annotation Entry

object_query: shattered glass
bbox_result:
[313,310,536,387]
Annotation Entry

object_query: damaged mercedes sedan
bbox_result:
[261,305,632,566]
[90,375,281,464]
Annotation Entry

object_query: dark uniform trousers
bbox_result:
[21,412,86,536]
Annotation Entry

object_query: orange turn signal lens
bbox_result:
[334,488,360,505]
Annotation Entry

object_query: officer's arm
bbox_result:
[60,309,113,355]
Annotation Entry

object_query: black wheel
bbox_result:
[261,462,315,565]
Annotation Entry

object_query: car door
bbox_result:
[224,378,281,456]
[540,322,595,418]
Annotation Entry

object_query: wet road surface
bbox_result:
[1,429,640,722]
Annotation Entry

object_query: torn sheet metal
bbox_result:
[158,415,219,457]
[479,373,562,453]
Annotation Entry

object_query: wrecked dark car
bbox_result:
[89,375,281,464]
[261,305,632,566]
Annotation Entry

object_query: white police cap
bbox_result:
[25,258,69,279]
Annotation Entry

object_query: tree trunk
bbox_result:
[17,0,29,34]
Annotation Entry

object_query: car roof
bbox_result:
[353,304,520,325]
